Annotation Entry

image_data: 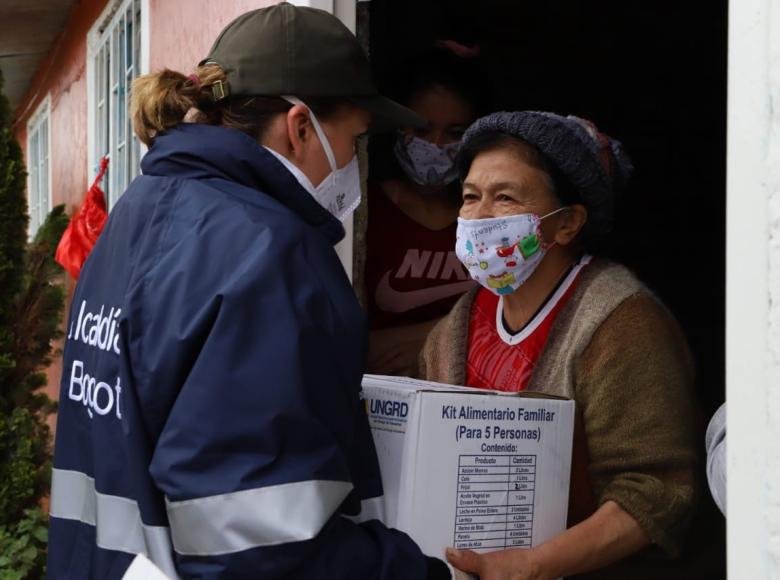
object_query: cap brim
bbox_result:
[349,95,426,132]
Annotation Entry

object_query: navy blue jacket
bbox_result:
[47,124,429,579]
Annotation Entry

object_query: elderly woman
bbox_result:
[421,112,699,579]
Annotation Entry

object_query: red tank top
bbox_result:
[365,184,476,329]
[467,256,591,391]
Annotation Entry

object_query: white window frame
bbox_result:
[26,95,52,238]
[726,0,780,576]
[86,0,149,210]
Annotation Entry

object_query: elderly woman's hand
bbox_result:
[446,547,547,580]
[446,501,650,579]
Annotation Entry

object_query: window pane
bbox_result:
[134,0,141,72]
[116,144,125,197]
[30,130,38,176]
[110,25,119,204]
[105,46,111,206]
[41,118,48,162]
[97,48,106,161]
[117,22,124,194]
[134,0,142,180]
[96,49,103,105]
[42,117,49,219]
[125,8,134,182]
[104,166,111,208]
[29,130,39,230]
[117,42,126,158]
[100,43,110,204]
[39,128,44,217]
[40,158,49,218]
[126,7,133,74]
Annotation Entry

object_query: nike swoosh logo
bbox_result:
[375,271,476,313]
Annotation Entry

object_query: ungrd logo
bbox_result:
[369,398,409,419]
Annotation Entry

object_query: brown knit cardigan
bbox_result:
[421,260,700,576]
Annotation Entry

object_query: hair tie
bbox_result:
[187,74,201,90]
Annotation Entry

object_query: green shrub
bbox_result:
[0,408,51,527]
[0,69,68,579]
[0,507,48,579]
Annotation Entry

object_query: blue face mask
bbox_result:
[393,134,460,188]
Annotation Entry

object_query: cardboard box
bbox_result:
[362,374,575,560]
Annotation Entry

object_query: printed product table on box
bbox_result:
[454,454,536,550]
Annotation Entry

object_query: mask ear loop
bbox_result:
[537,206,569,250]
[539,206,569,220]
[282,96,338,173]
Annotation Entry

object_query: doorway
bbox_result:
[362,0,727,576]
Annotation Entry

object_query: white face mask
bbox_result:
[393,133,460,187]
[455,208,567,296]
[264,96,361,222]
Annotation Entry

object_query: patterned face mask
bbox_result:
[393,133,460,188]
[455,208,567,296]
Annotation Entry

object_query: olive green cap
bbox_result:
[201,2,424,128]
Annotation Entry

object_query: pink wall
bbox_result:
[12,0,281,409]
[149,0,280,74]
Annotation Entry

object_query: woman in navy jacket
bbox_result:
[47,4,451,579]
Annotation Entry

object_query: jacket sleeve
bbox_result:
[574,293,701,557]
[705,403,726,516]
[127,228,429,579]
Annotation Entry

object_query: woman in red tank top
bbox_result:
[365,46,485,377]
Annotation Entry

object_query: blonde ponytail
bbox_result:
[131,63,348,145]
[131,69,200,145]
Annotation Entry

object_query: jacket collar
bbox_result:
[141,123,345,244]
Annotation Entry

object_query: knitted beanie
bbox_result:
[459,111,633,236]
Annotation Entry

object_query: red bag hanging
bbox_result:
[55,157,109,280]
